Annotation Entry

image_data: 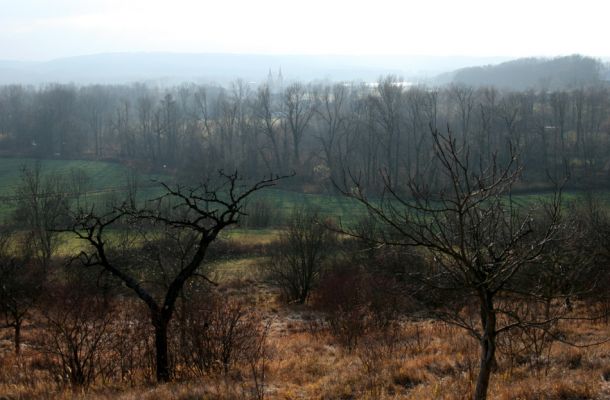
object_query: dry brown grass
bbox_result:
[2,252,610,400]
[2,311,610,399]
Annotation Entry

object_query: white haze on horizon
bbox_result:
[0,0,608,62]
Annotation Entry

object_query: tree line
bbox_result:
[0,77,608,191]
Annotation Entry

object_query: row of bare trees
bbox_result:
[0,79,609,189]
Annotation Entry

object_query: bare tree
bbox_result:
[0,231,40,355]
[37,273,114,387]
[340,128,564,400]
[368,76,405,188]
[137,93,157,162]
[449,84,475,143]
[313,83,351,185]
[255,85,284,172]
[160,93,179,165]
[79,85,110,158]
[284,82,315,169]
[265,207,337,304]
[2,165,87,354]
[113,100,135,158]
[67,172,284,382]
[15,163,70,270]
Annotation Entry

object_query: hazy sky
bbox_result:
[0,0,608,61]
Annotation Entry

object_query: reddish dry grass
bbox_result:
[1,289,609,400]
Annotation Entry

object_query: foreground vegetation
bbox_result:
[1,236,610,400]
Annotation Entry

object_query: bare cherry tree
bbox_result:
[341,128,564,400]
[67,172,284,382]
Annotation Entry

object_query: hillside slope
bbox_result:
[444,55,606,90]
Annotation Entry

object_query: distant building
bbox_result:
[267,67,284,94]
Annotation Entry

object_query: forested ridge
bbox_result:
[448,55,609,90]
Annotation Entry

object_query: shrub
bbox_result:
[265,207,337,304]
[35,277,114,388]
[312,262,406,350]
[173,290,269,379]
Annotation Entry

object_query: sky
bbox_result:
[0,0,608,61]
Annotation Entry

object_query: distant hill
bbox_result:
[6,53,606,89]
[439,55,607,90]
[0,53,510,86]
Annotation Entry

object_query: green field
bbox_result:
[0,156,370,224]
[0,156,608,226]
[0,156,608,282]
[0,158,152,192]
[248,188,368,225]
[0,157,165,217]
[250,187,610,230]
